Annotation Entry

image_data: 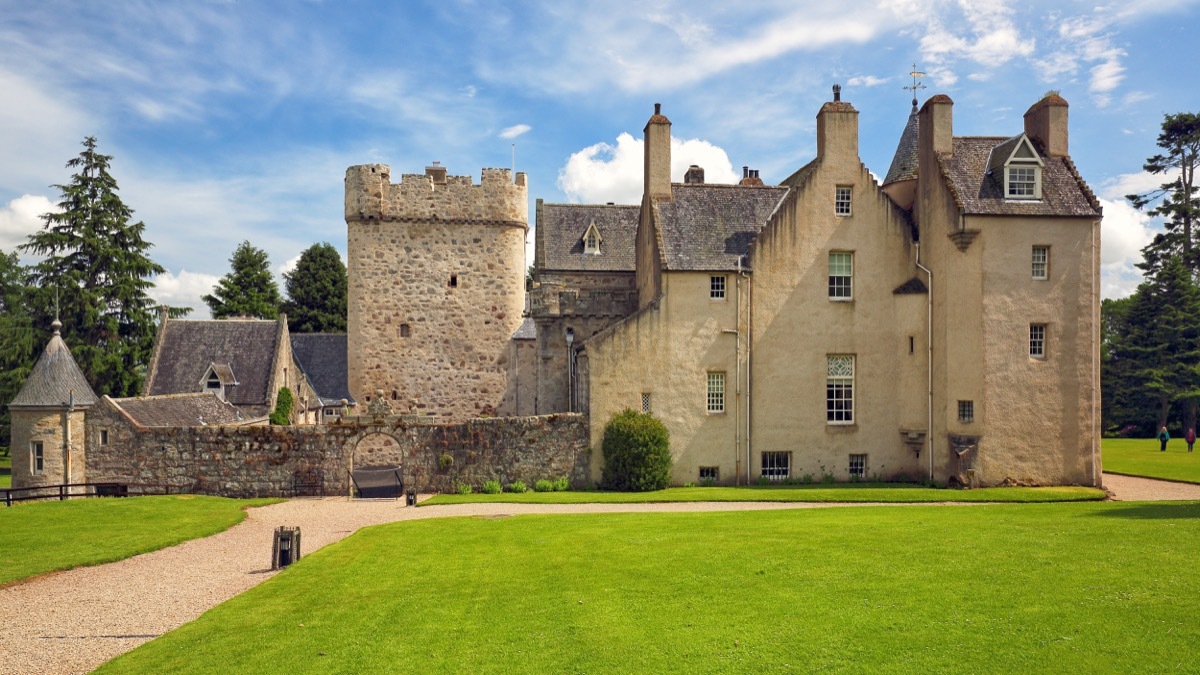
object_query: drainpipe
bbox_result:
[915,245,933,482]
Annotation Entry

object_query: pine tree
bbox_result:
[0,250,37,447]
[203,240,282,319]
[1127,113,1200,276]
[18,137,166,399]
[282,242,347,333]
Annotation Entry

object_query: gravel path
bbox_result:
[2,473,1196,675]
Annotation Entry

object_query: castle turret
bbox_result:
[345,164,528,420]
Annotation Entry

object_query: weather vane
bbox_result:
[904,64,926,110]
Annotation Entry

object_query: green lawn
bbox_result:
[1103,437,1200,484]
[423,484,1105,506]
[0,495,279,586]
[102,502,1200,673]
[0,449,10,489]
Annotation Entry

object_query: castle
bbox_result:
[8,88,1102,494]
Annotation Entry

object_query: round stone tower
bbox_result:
[345,163,528,421]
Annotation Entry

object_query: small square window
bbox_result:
[1030,324,1046,358]
[710,275,726,300]
[699,466,719,483]
[31,441,44,474]
[849,454,867,478]
[958,400,974,423]
[1032,246,1049,279]
[828,252,853,301]
[1008,166,1038,198]
[400,323,411,338]
[641,392,651,414]
[100,429,109,446]
[707,372,725,413]
[761,452,790,481]
[835,186,852,216]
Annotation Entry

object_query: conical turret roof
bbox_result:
[883,103,920,186]
[9,324,98,409]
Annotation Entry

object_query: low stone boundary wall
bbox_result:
[85,399,589,498]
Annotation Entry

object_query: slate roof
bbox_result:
[289,333,354,406]
[110,393,247,427]
[536,202,638,272]
[9,331,98,408]
[883,105,920,185]
[146,319,280,407]
[512,317,536,340]
[937,137,1102,218]
[654,183,788,271]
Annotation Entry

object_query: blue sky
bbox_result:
[1,0,1197,317]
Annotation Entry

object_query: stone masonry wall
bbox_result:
[85,397,588,498]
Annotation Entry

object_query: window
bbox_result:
[699,466,719,483]
[585,231,598,253]
[449,274,458,288]
[707,372,725,413]
[100,429,109,446]
[400,323,411,338]
[1007,166,1039,199]
[31,441,44,474]
[828,252,853,300]
[1032,246,1049,279]
[1030,324,1046,358]
[710,275,726,300]
[761,452,790,481]
[849,454,867,478]
[958,400,974,423]
[826,355,855,424]
[641,393,651,414]
[835,186,852,216]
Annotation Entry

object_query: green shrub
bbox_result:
[269,387,294,425]
[552,476,570,492]
[601,409,671,492]
[683,481,697,488]
[508,480,527,493]
[482,480,502,494]
[534,479,554,492]
[457,483,472,495]
[438,454,454,470]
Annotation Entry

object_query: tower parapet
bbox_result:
[345,165,528,226]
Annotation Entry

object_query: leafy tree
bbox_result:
[1108,257,1200,433]
[269,387,294,425]
[18,136,166,398]
[0,250,37,447]
[602,408,671,491]
[203,241,281,319]
[282,242,346,333]
[1127,113,1200,276]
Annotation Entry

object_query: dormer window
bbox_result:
[988,134,1044,201]
[201,362,238,402]
[582,222,602,255]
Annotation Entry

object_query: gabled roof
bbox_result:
[146,319,280,407]
[937,137,1102,218]
[536,203,638,272]
[9,329,98,409]
[204,362,238,387]
[512,317,536,340]
[883,105,920,185]
[985,134,1043,175]
[289,333,354,406]
[653,183,788,271]
[109,393,248,427]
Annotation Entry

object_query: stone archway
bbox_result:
[351,432,405,472]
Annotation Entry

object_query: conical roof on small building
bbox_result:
[9,327,98,408]
[883,104,920,186]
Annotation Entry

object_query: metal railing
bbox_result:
[3,481,192,507]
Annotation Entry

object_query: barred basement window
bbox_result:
[1030,324,1046,358]
[828,252,853,300]
[958,400,974,423]
[826,355,855,424]
[710,275,726,300]
[761,452,790,481]
[31,441,44,474]
[707,372,725,413]
[699,466,719,482]
[835,186,852,216]
[849,454,867,478]
[641,392,651,414]
[1032,246,1049,280]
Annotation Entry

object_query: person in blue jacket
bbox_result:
[1157,426,1170,452]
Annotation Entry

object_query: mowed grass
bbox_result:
[422,484,1105,506]
[0,495,279,586]
[0,451,10,489]
[1103,437,1200,484]
[103,501,1200,674]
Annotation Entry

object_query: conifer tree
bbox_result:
[282,242,347,333]
[203,240,282,319]
[1127,113,1200,276]
[18,136,166,398]
[0,250,37,447]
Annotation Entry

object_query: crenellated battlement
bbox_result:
[345,164,528,226]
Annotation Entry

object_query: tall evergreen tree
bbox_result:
[282,242,347,333]
[0,250,37,447]
[18,136,166,399]
[203,240,282,319]
[1127,113,1200,276]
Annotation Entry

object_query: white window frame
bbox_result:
[31,441,44,474]
[761,452,790,481]
[707,372,726,414]
[1006,164,1041,200]
[1030,324,1047,358]
[849,454,867,478]
[1032,246,1049,280]
[710,275,727,300]
[828,251,853,301]
[826,355,855,425]
[958,400,974,423]
[835,186,852,216]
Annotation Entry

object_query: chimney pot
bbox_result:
[833,84,841,102]
[654,102,661,115]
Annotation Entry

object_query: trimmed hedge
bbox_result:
[602,409,671,491]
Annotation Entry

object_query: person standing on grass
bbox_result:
[1187,427,1196,453]
[1158,426,1170,452]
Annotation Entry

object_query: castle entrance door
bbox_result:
[351,432,405,497]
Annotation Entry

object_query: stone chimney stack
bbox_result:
[1023,93,1069,157]
[644,103,672,200]
[816,85,859,164]
[684,165,705,184]
[918,94,954,156]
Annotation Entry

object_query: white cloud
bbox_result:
[847,75,888,87]
[1098,197,1157,299]
[499,124,531,139]
[149,269,221,319]
[0,194,56,254]
[277,254,302,277]
[556,133,739,204]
